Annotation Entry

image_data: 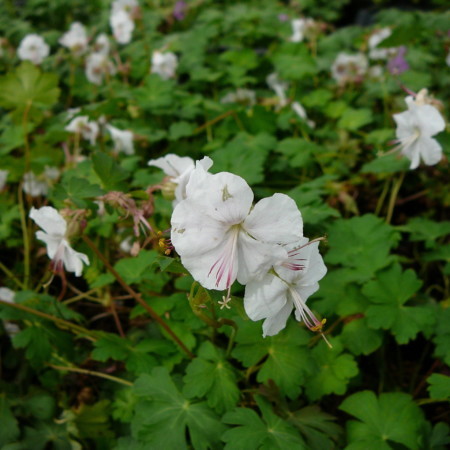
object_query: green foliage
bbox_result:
[427,374,450,400]
[132,367,226,449]
[340,391,426,449]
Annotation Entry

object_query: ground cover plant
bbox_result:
[0,0,449,448]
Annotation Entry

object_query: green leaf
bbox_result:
[433,307,450,366]
[23,392,56,420]
[52,177,104,208]
[232,319,312,398]
[12,325,52,367]
[72,399,113,439]
[337,108,373,131]
[91,333,130,362]
[0,396,20,447]
[134,74,175,110]
[427,374,450,400]
[133,367,226,449]
[304,338,358,401]
[0,62,60,112]
[288,405,343,450]
[222,396,306,450]
[272,45,317,81]
[340,317,383,356]
[326,214,400,281]
[114,250,159,284]
[340,390,425,450]
[363,264,435,344]
[92,152,129,191]
[361,153,410,174]
[169,121,194,140]
[183,341,240,414]
[276,138,320,168]
[398,218,450,246]
[211,132,275,185]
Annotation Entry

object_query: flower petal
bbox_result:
[244,193,303,244]
[35,231,62,259]
[417,136,443,166]
[61,240,89,276]
[412,104,445,137]
[262,301,294,337]
[30,206,67,237]
[148,154,194,178]
[244,274,288,321]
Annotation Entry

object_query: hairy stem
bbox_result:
[386,171,405,224]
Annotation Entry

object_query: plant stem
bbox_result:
[375,178,391,216]
[83,235,194,359]
[386,171,405,224]
[18,185,31,288]
[0,299,98,341]
[48,364,133,386]
[0,261,26,289]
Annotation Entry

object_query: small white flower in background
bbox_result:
[289,18,315,43]
[244,237,327,338]
[221,88,256,107]
[0,287,20,336]
[446,51,450,67]
[85,52,116,85]
[0,169,8,190]
[17,34,50,65]
[148,154,213,205]
[110,10,135,45]
[106,124,134,155]
[22,167,59,197]
[151,51,178,80]
[392,91,446,170]
[291,101,315,128]
[368,27,396,60]
[171,166,303,302]
[266,73,289,108]
[59,22,88,55]
[65,116,99,145]
[93,33,110,55]
[331,52,368,85]
[30,206,89,277]
[368,65,384,79]
[112,0,139,15]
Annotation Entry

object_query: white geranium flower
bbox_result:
[393,95,446,169]
[59,22,88,55]
[30,206,89,277]
[244,237,327,337]
[65,116,99,145]
[0,287,20,336]
[267,73,289,108]
[289,18,315,43]
[17,34,50,65]
[221,88,256,106]
[331,52,368,85]
[85,52,116,85]
[368,27,396,60]
[110,10,135,44]
[23,167,59,197]
[171,167,303,301]
[106,124,134,155]
[0,169,8,190]
[112,0,139,15]
[148,154,213,205]
[151,51,178,80]
[291,101,315,128]
[93,33,110,55]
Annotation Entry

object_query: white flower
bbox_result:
[65,116,99,145]
[368,28,396,60]
[289,18,315,43]
[110,10,135,44]
[23,167,59,197]
[0,169,8,190]
[151,51,178,80]
[85,52,116,85]
[0,287,20,336]
[393,95,446,169]
[171,167,303,300]
[112,0,139,15]
[0,287,15,303]
[291,101,315,128]
[17,34,50,65]
[221,88,256,106]
[59,22,88,55]
[106,124,134,155]
[446,51,450,67]
[30,206,89,277]
[331,52,368,85]
[93,33,110,55]
[148,154,213,205]
[266,73,289,108]
[244,237,327,337]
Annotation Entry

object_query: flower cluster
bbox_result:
[150,155,327,337]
